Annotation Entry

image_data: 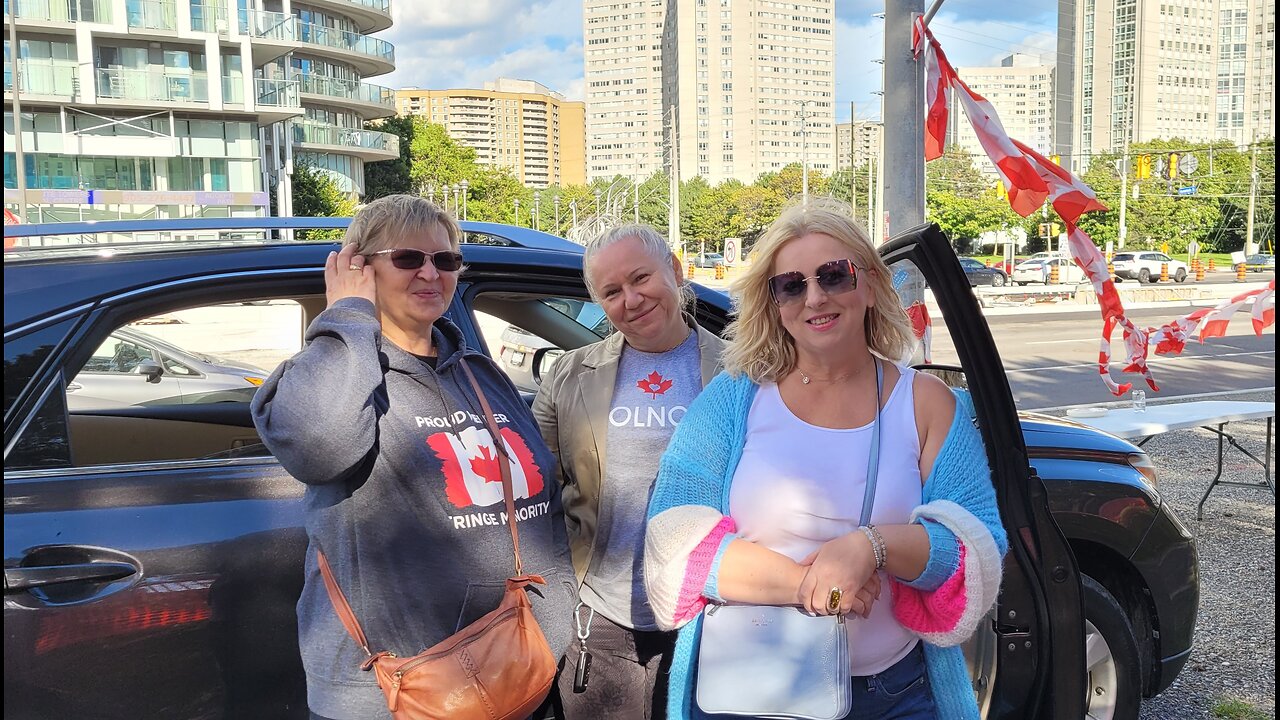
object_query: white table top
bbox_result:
[1069,400,1276,439]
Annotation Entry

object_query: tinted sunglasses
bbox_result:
[366,248,465,272]
[767,258,860,305]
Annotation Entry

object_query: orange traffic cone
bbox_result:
[1236,263,1247,282]
[1208,258,1217,272]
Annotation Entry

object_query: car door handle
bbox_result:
[67,381,83,392]
[4,562,137,594]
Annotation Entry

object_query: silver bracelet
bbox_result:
[860,525,887,571]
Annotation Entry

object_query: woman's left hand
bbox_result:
[798,531,879,617]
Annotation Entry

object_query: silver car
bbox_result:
[68,326,269,410]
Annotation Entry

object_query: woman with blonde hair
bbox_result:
[644,199,1006,720]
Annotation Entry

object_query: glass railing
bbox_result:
[242,9,296,41]
[342,0,390,13]
[97,67,209,103]
[190,1,229,34]
[256,77,300,107]
[295,20,394,64]
[293,121,399,154]
[4,0,111,21]
[125,0,176,30]
[4,60,78,97]
[222,74,244,103]
[296,73,394,109]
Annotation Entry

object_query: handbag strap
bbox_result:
[316,549,374,659]
[857,359,884,527]
[458,359,526,578]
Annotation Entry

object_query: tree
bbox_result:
[363,115,415,200]
[291,163,356,239]
[408,119,479,196]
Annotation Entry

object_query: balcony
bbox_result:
[292,121,398,161]
[3,0,110,23]
[125,0,176,31]
[5,60,78,99]
[189,1,230,35]
[295,21,395,76]
[242,9,296,65]
[96,67,209,104]
[301,0,391,33]
[297,73,395,118]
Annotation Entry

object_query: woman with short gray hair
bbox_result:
[534,224,726,719]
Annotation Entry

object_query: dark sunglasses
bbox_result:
[366,248,464,272]
[767,258,861,305]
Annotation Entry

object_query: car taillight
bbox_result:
[1127,452,1159,490]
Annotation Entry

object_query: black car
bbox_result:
[957,256,1009,287]
[3,218,1196,720]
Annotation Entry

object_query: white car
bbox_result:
[1012,256,1085,285]
[1111,252,1188,283]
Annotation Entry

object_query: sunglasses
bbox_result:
[366,248,465,272]
[767,258,861,305]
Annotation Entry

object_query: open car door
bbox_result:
[880,224,1085,719]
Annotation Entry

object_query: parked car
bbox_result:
[1111,252,1189,283]
[67,326,268,411]
[4,218,1197,720]
[1243,253,1275,272]
[957,257,1008,287]
[1012,257,1087,286]
[691,252,725,268]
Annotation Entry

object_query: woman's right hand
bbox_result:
[325,244,376,308]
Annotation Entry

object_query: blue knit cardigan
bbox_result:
[644,370,1008,720]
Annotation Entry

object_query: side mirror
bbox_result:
[531,347,565,387]
[135,358,164,384]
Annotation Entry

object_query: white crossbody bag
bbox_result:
[695,361,884,720]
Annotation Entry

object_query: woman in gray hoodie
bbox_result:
[251,195,576,720]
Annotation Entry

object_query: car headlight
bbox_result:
[1127,451,1159,492]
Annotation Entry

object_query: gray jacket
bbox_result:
[532,321,726,584]
[251,298,575,720]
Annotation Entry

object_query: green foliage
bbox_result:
[362,115,415,200]
[291,163,356,240]
[1210,698,1269,720]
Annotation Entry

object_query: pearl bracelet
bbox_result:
[860,525,887,571]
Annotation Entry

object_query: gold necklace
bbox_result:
[797,359,873,385]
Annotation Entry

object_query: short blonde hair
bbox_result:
[583,223,693,309]
[722,198,916,383]
[344,194,462,255]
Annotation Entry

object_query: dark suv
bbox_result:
[3,218,1196,720]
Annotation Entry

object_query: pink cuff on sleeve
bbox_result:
[671,516,737,625]
[892,544,969,635]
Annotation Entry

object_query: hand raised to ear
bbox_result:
[325,244,377,307]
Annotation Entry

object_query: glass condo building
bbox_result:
[3,0,397,222]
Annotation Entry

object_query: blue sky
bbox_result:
[377,0,1059,123]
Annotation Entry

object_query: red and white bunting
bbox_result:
[912,18,1276,394]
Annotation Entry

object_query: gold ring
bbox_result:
[827,587,843,613]
[348,264,362,271]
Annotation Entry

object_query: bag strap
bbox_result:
[857,359,885,527]
[316,549,374,659]
[458,359,525,578]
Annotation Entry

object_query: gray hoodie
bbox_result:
[251,298,576,720]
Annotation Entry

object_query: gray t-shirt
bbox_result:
[580,330,703,630]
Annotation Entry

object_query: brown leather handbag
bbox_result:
[316,360,557,720]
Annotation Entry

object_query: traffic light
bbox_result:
[1136,154,1152,180]
[1168,152,1179,180]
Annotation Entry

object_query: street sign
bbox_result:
[1177,186,1197,195]
[1179,154,1199,175]
[1155,157,1169,180]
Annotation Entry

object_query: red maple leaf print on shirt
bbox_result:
[469,446,502,483]
[636,371,674,398]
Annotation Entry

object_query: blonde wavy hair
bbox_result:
[722,199,916,383]
[343,194,463,255]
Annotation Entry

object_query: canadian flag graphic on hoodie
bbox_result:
[426,425,545,509]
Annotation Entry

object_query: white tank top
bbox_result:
[729,365,923,676]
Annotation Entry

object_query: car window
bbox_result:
[1113,253,1135,261]
[470,292,614,393]
[10,299,310,470]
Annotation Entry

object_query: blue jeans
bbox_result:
[843,642,936,720]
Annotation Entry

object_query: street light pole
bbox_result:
[513,197,521,227]
[459,179,468,220]
[799,100,814,205]
[554,195,561,230]
[534,194,541,231]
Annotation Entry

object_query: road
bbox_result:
[932,305,1275,410]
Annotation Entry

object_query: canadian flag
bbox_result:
[426,425,545,509]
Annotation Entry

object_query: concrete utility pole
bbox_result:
[1117,146,1129,249]
[534,193,541,231]
[8,10,28,222]
[667,108,681,252]
[1245,140,1258,255]
[881,0,926,239]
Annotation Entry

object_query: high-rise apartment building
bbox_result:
[397,79,586,188]
[1057,0,1275,170]
[584,0,835,186]
[835,119,882,172]
[949,54,1054,175]
[4,0,398,222]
